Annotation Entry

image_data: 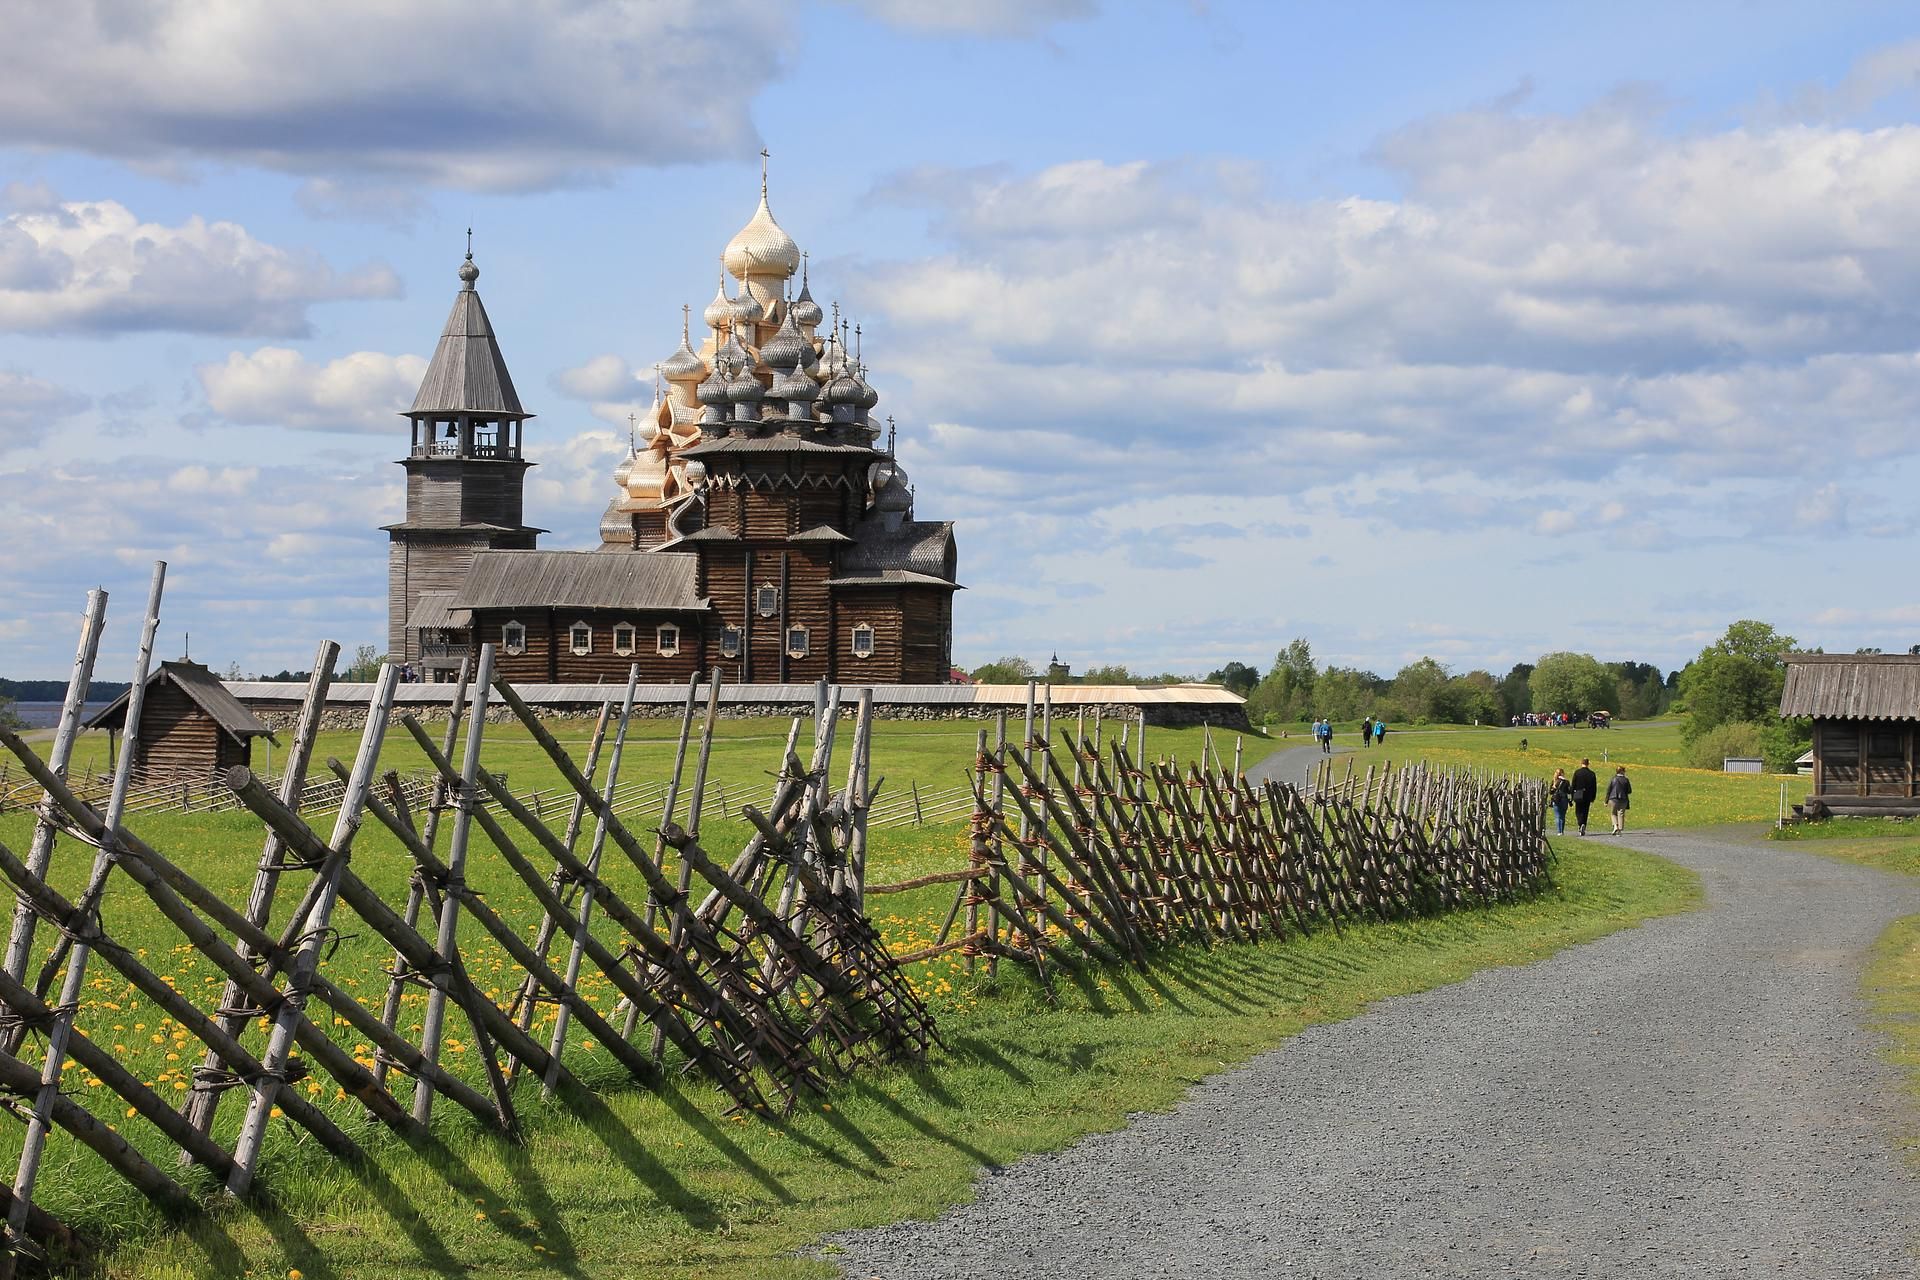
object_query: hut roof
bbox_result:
[843,519,957,584]
[1780,653,1920,721]
[85,661,274,742]
[406,591,468,630]
[453,550,706,612]
[409,287,527,418]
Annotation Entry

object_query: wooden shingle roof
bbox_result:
[453,550,706,612]
[409,287,527,418]
[1780,653,1920,721]
[86,661,274,742]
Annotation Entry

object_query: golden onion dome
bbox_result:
[723,192,801,280]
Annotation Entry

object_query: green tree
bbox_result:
[341,644,385,682]
[1497,662,1533,718]
[1206,661,1260,697]
[1386,657,1450,723]
[1078,663,1138,684]
[0,692,22,732]
[970,656,1035,684]
[1529,652,1617,715]
[1437,670,1504,725]
[1676,620,1796,741]
[1314,666,1385,722]
[1246,638,1317,724]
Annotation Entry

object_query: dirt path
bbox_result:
[830,830,1920,1278]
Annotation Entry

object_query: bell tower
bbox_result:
[383,243,542,675]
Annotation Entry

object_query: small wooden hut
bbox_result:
[86,661,274,781]
[1780,653,1920,817]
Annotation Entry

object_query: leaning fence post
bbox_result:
[5,561,164,1271]
[225,661,400,1198]
[2,588,107,988]
[413,644,495,1124]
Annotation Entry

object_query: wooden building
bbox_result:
[1780,653,1920,817]
[388,180,960,685]
[86,661,274,780]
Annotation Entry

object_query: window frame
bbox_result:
[785,623,811,659]
[656,622,681,657]
[568,621,593,656]
[719,625,743,658]
[612,622,636,656]
[501,620,527,657]
[850,623,875,659]
[756,583,780,618]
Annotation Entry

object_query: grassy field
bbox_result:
[1306,720,1799,828]
[0,714,1736,1276]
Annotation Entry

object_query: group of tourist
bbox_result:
[1546,758,1633,836]
[1309,717,1388,753]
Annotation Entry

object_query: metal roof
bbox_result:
[409,287,527,417]
[1780,653,1920,720]
[225,680,1245,710]
[453,550,706,612]
[87,661,275,741]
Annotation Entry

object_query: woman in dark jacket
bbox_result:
[1549,768,1571,835]
[1606,766,1632,834]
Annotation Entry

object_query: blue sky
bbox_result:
[4,0,1920,681]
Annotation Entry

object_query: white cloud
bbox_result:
[0,372,87,453]
[0,1,783,192]
[552,354,639,402]
[836,0,1094,36]
[0,196,398,336]
[198,348,428,434]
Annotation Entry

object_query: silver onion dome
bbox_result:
[822,367,864,408]
[728,284,764,329]
[854,370,879,413]
[759,309,808,371]
[726,362,765,404]
[702,279,733,333]
[769,362,818,409]
[660,338,705,382]
[697,357,731,407]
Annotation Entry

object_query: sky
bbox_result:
[4,0,1920,683]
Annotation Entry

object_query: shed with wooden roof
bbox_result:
[1780,653,1920,816]
[85,661,275,781]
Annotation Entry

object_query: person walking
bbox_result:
[1569,758,1598,836]
[1606,765,1632,834]
[1361,716,1374,747]
[1549,768,1571,835]
[1373,718,1387,747]
[1317,717,1333,754]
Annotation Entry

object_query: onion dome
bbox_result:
[769,362,819,410]
[660,311,706,382]
[728,283,764,330]
[854,370,879,413]
[759,308,808,371]
[599,499,633,545]
[697,356,732,410]
[612,450,635,490]
[702,279,733,333]
[870,457,913,515]
[822,366,864,409]
[726,361,765,405]
[791,264,823,329]
[458,254,480,288]
[627,446,667,501]
[684,459,708,488]
[723,191,802,280]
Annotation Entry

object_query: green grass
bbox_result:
[83,837,1696,1279]
[1769,816,1920,842]
[1307,720,1798,827]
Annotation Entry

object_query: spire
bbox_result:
[761,147,770,199]
[887,416,896,458]
[410,239,524,416]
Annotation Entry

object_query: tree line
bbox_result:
[972,617,1816,770]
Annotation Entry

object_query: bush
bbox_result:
[1683,721,1766,770]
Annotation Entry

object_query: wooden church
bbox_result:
[387,178,959,685]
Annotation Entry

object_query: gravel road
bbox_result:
[829,829,1920,1278]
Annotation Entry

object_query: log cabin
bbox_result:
[85,660,274,781]
[386,178,959,685]
[1779,653,1920,817]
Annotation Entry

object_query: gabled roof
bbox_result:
[407,591,468,630]
[453,550,706,612]
[409,286,527,418]
[86,661,274,742]
[789,525,855,544]
[1780,653,1920,721]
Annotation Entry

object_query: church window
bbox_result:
[785,625,810,659]
[719,626,743,658]
[657,623,681,657]
[502,621,526,656]
[756,583,780,617]
[569,622,593,656]
[612,623,636,656]
[851,624,875,659]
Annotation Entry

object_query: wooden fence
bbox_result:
[0,571,1548,1270]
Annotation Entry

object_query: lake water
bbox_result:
[12,702,111,729]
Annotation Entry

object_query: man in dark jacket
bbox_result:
[1569,759,1599,836]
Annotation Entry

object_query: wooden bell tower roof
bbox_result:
[408,248,528,419]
